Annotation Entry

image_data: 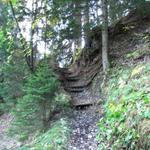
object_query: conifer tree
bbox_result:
[11,62,59,138]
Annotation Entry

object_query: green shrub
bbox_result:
[97,62,150,150]
[10,62,59,139]
[0,25,27,113]
[0,50,28,112]
[54,93,71,109]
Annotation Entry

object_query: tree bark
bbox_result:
[9,1,33,72]
[30,0,38,72]
[84,1,90,47]
[101,0,109,72]
[74,1,82,49]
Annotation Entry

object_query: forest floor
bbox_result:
[0,106,103,150]
[0,113,21,150]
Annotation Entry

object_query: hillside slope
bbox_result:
[58,9,150,106]
[97,59,150,149]
[58,9,150,150]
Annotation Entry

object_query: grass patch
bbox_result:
[126,43,150,60]
[19,118,70,150]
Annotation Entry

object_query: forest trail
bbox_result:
[67,105,102,150]
[58,65,101,106]
[58,65,102,149]
[0,8,150,150]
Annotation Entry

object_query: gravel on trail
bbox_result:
[67,105,102,150]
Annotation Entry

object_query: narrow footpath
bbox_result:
[67,105,102,150]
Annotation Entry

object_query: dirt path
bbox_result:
[67,105,102,150]
[0,113,21,150]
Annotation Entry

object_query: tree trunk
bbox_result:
[74,1,82,49]
[96,0,100,25]
[84,1,90,47]
[9,1,32,72]
[101,0,109,72]
[42,100,48,130]
[30,0,38,72]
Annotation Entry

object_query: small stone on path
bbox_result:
[67,105,102,150]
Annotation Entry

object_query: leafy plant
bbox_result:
[97,62,150,150]
[0,50,28,112]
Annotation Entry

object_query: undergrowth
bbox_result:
[97,61,150,150]
[8,61,71,144]
[19,118,70,150]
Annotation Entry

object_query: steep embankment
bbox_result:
[97,60,150,149]
[58,9,150,106]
